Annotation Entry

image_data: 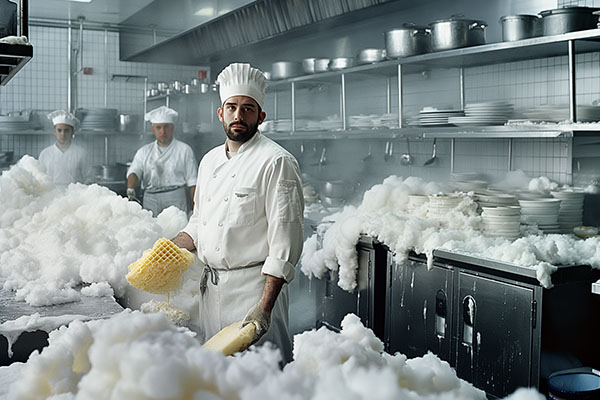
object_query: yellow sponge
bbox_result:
[203,321,257,356]
[126,238,193,294]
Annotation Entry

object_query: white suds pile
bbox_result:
[0,156,193,307]
[302,175,600,290]
[4,310,544,400]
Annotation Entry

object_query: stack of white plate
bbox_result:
[551,190,585,233]
[0,114,32,132]
[519,198,562,233]
[481,206,521,240]
[449,101,513,126]
[427,194,462,218]
[521,105,600,122]
[407,194,429,212]
[79,108,117,131]
[473,190,518,213]
[418,108,464,126]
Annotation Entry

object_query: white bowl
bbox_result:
[519,199,562,207]
[481,206,520,216]
[521,214,558,225]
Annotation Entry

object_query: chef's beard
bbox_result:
[224,120,259,143]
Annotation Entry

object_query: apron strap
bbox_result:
[199,261,264,296]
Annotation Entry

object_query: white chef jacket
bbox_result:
[127,139,197,190]
[38,143,90,186]
[182,131,303,360]
[183,130,304,282]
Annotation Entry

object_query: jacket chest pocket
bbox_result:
[228,187,256,226]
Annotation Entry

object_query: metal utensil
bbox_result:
[423,138,438,166]
[362,144,373,162]
[400,137,414,165]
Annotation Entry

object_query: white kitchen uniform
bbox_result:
[127,139,197,216]
[38,143,90,186]
[183,131,304,362]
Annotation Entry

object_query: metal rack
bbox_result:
[268,28,600,139]
[0,0,31,86]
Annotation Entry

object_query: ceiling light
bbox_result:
[194,7,215,17]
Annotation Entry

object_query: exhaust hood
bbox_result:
[120,0,397,66]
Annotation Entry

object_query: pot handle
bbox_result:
[469,20,487,30]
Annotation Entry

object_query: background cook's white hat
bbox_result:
[47,110,79,130]
[145,106,178,124]
[217,63,268,108]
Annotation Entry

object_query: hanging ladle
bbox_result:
[400,137,414,166]
[423,138,437,166]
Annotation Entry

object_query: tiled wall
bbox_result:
[0,25,207,168]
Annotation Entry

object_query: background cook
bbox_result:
[172,62,304,363]
[39,109,92,186]
[126,106,198,216]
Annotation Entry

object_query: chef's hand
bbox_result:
[171,232,196,252]
[126,188,136,201]
[242,303,271,344]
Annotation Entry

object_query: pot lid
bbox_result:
[387,23,429,31]
[540,6,600,16]
[500,14,539,21]
[431,16,487,25]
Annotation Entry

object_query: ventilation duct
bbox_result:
[122,0,396,65]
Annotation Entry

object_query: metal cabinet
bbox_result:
[321,236,387,340]
[385,255,454,362]
[454,271,538,399]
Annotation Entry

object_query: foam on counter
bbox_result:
[302,175,600,290]
[4,310,545,400]
[0,156,192,307]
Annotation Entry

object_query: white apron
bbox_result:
[142,186,188,216]
[199,262,292,363]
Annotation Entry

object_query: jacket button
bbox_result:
[218,222,223,227]
[231,174,236,178]
[224,197,228,202]
[203,221,207,225]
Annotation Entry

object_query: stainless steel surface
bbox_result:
[540,6,600,36]
[101,163,127,181]
[321,180,352,198]
[400,137,413,166]
[291,81,296,132]
[321,196,345,208]
[569,40,577,122]
[121,0,394,63]
[384,25,431,58]
[341,73,346,130]
[271,61,303,80]
[398,64,403,128]
[302,57,316,74]
[423,138,437,166]
[429,17,487,52]
[118,114,139,132]
[329,57,354,70]
[314,58,330,73]
[593,282,600,295]
[500,14,540,42]
[357,48,386,64]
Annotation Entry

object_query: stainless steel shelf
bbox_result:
[269,28,600,86]
[0,43,33,86]
[263,124,587,140]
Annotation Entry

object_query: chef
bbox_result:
[172,63,304,362]
[126,106,198,216]
[39,110,91,186]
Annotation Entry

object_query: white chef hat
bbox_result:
[144,106,178,124]
[217,63,268,108]
[47,110,79,130]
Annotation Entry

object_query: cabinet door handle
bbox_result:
[462,295,476,346]
[435,289,447,338]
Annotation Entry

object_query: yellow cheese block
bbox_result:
[203,321,257,356]
[126,237,193,294]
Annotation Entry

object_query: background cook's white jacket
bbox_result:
[39,143,91,186]
[127,139,197,190]
[182,131,304,358]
